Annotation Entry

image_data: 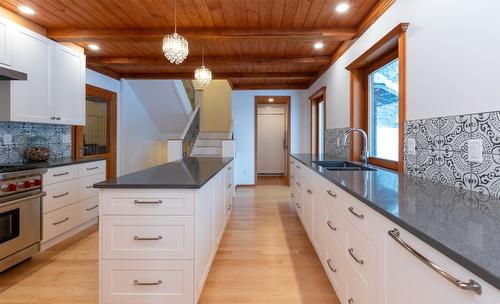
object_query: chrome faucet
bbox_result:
[342,128,369,165]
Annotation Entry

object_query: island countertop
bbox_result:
[94,157,233,189]
[291,153,500,291]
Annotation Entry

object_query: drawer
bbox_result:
[325,237,346,301]
[102,216,194,260]
[343,192,380,244]
[42,203,78,242]
[324,204,346,249]
[344,221,376,291]
[322,182,345,212]
[102,260,193,304]
[43,179,78,213]
[43,165,78,185]
[101,189,194,216]
[78,172,106,201]
[78,196,99,225]
[78,160,106,178]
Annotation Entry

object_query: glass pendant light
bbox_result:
[195,44,212,87]
[162,0,188,64]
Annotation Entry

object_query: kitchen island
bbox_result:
[94,157,234,304]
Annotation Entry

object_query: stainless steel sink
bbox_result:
[312,160,376,171]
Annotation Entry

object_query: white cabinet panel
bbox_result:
[43,179,78,213]
[43,164,78,186]
[78,172,105,201]
[0,18,12,66]
[78,160,106,177]
[213,172,225,245]
[77,196,99,225]
[10,28,52,123]
[52,44,85,125]
[42,202,78,242]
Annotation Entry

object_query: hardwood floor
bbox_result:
[256,175,289,185]
[0,185,339,304]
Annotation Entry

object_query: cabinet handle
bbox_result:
[295,203,301,209]
[134,200,163,204]
[307,189,312,194]
[53,172,69,177]
[296,182,301,187]
[50,116,56,120]
[326,190,337,198]
[348,298,354,304]
[52,192,69,199]
[86,166,99,171]
[227,204,232,211]
[56,117,61,120]
[295,165,300,169]
[388,228,482,295]
[326,259,337,273]
[86,205,98,211]
[290,193,295,198]
[227,184,232,189]
[327,220,337,231]
[134,236,163,241]
[228,166,232,170]
[348,247,364,265]
[86,185,93,189]
[53,217,69,226]
[348,207,364,219]
[133,280,163,286]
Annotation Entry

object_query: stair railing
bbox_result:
[179,105,201,158]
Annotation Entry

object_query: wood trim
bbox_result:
[368,157,398,171]
[254,96,291,186]
[233,83,308,90]
[398,31,407,173]
[309,87,327,155]
[86,65,121,80]
[120,72,315,81]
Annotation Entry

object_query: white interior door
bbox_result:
[257,109,285,174]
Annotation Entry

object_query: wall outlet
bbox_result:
[2,134,12,145]
[407,138,416,155]
[62,134,71,144]
[468,139,483,163]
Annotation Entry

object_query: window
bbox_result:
[368,59,399,162]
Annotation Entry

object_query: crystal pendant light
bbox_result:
[195,44,212,87]
[162,0,188,64]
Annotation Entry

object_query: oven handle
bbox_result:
[0,192,46,208]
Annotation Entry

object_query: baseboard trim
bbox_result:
[235,184,256,189]
[40,217,98,251]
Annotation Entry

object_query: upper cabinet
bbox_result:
[0,18,86,126]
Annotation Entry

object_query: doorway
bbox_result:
[255,96,291,186]
[73,84,117,179]
[310,87,327,155]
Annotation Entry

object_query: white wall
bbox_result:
[308,0,500,126]
[232,90,309,185]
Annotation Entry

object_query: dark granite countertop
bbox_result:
[94,157,233,189]
[0,157,107,173]
[291,153,500,290]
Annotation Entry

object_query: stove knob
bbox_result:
[34,179,42,186]
[23,181,33,189]
[7,184,17,192]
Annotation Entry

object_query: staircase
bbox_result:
[190,132,228,157]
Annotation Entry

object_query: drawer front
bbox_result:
[43,165,78,185]
[325,237,346,301]
[78,196,99,225]
[102,260,193,304]
[102,216,194,260]
[43,179,78,213]
[78,160,106,178]
[102,189,194,216]
[78,172,106,201]
[324,204,346,250]
[42,203,78,242]
[345,222,376,290]
[343,193,378,244]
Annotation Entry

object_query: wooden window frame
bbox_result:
[346,23,408,172]
[309,87,327,155]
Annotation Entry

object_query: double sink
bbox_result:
[312,160,376,171]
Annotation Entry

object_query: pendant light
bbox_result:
[162,0,188,64]
[195,44,212,87]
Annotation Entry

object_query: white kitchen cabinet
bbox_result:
[301,174,314,239]
[52,44,85,125]
[0,17,12,66]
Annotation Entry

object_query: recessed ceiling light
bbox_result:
[335,3,350,13]
[268,98,274,102]
[18,5,35,15]
[88,44,100,51]
[314,42,324,49]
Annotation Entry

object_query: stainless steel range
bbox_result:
[0,166,46,272]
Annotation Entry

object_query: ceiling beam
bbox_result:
[47,28,356,42]
[232,83,308,90]
[87,56,331,66]
[120,72,315,81]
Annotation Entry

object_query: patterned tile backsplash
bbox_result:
[404,111,500,198]
[325,127,350,160]
[0,122,71,165]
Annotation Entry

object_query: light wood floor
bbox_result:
[0,185,339,304]
[256,175,288,185]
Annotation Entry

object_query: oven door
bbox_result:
[0,191,44,260]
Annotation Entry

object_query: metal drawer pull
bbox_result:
[228,166,232,170]
[348,207,364,219]
[348,298,354,304]
[290,193,295,198]
[53,217,69,226]
[326,259,337,273]
[327,220,337,231]
[307,189,312,194]
[86,205,98,211]
[228,204,232,210]
[86,166,99,171]
[295,165,300,169]
[134,236,163,241]
[296,182,301,187]
[227,184,232,188]
[348,248,364,265]
[134,200,163,204]
[53,192,69,199]
[326,190,337,198]
[295,203,301,209]
[86,185,93,189]
[388,228,482,295]
[53,172,69,177]
[133,280,163,286]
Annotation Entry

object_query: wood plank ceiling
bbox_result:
[0,0,394,89]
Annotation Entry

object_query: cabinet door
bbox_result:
[52,44,85,125]
[302,175,314,239]
[0,18,12,66]
[11,28,52,123]
[213,172,225,245]
[385,225,484,304]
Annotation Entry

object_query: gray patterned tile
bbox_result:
[439,150,471,193]
[414,118,439,150]
[440,114,470,153]
[415,148,440,182]
[470,153,500,198]
[470,112,500,154]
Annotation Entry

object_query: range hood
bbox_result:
[0,66,27,80]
